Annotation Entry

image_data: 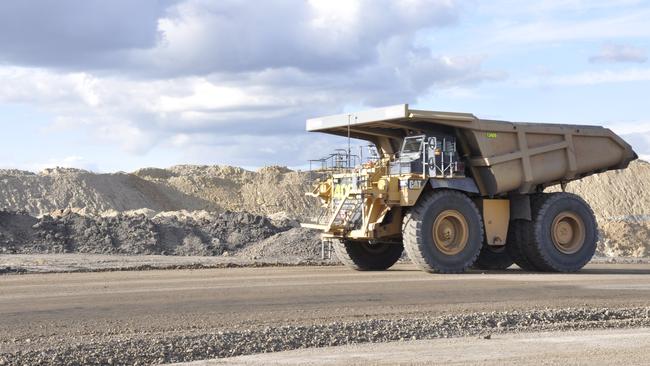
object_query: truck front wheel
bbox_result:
[330,239,403,271]
[403,190,483,273]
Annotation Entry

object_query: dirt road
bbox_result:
[3,263,650,364]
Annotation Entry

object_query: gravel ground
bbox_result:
[2,253,647,275]
[0,253,338,274]
[202,328,650,366]
[3,307,650,365]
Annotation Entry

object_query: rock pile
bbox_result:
[0,209,323,259]
[238,227,323,261]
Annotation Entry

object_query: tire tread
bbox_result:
[330,238,403,271]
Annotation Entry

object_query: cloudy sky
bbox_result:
[0,0,648,172]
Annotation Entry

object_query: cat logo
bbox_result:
[408,179,424,189]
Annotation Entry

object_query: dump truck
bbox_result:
[301,104,637,273]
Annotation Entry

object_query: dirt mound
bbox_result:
[0,165,317,219]
[1,210,289,256]
[560,160,650,222]
[597,221,650,257]
[238,227,324,262]
[136,165,317,219]
[0,168,216,216]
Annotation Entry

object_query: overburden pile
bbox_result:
[0,165,319,219]
[0,209,322,260]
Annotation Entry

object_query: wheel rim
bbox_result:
[432,210,469,255]
[551,211,585,254]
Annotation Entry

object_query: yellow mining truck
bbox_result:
[301,104,637,273]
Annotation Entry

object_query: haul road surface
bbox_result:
[3,263,650,364]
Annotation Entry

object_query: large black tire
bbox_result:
[403,190,483,273]
[523,193,597,272]
[474,244,514,270]
[331,239,403,271]
[506,219,541,271]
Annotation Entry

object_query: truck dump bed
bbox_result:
[307,104,637,195]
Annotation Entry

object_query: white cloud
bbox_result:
[491,13,650,46]
[132,0,461,76]
[590,43,647,64]
[31,156,99,172]
[0,50,500,162]
[620,131,650,158]
[475,0,646,17]
[460,1,650,54]
[95,121,157,155]
[516,68,650,87]
[156,81,251,114]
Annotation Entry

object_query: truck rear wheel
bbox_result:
[403,190,483,273]
[474,244,514,270]
[330,239,403,271]
[523,193,597,272]
[506,219,541,271]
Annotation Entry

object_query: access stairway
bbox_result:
[303,192,363,233]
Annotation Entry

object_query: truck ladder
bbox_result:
[327,192,363,231]
[300,192,363,232]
